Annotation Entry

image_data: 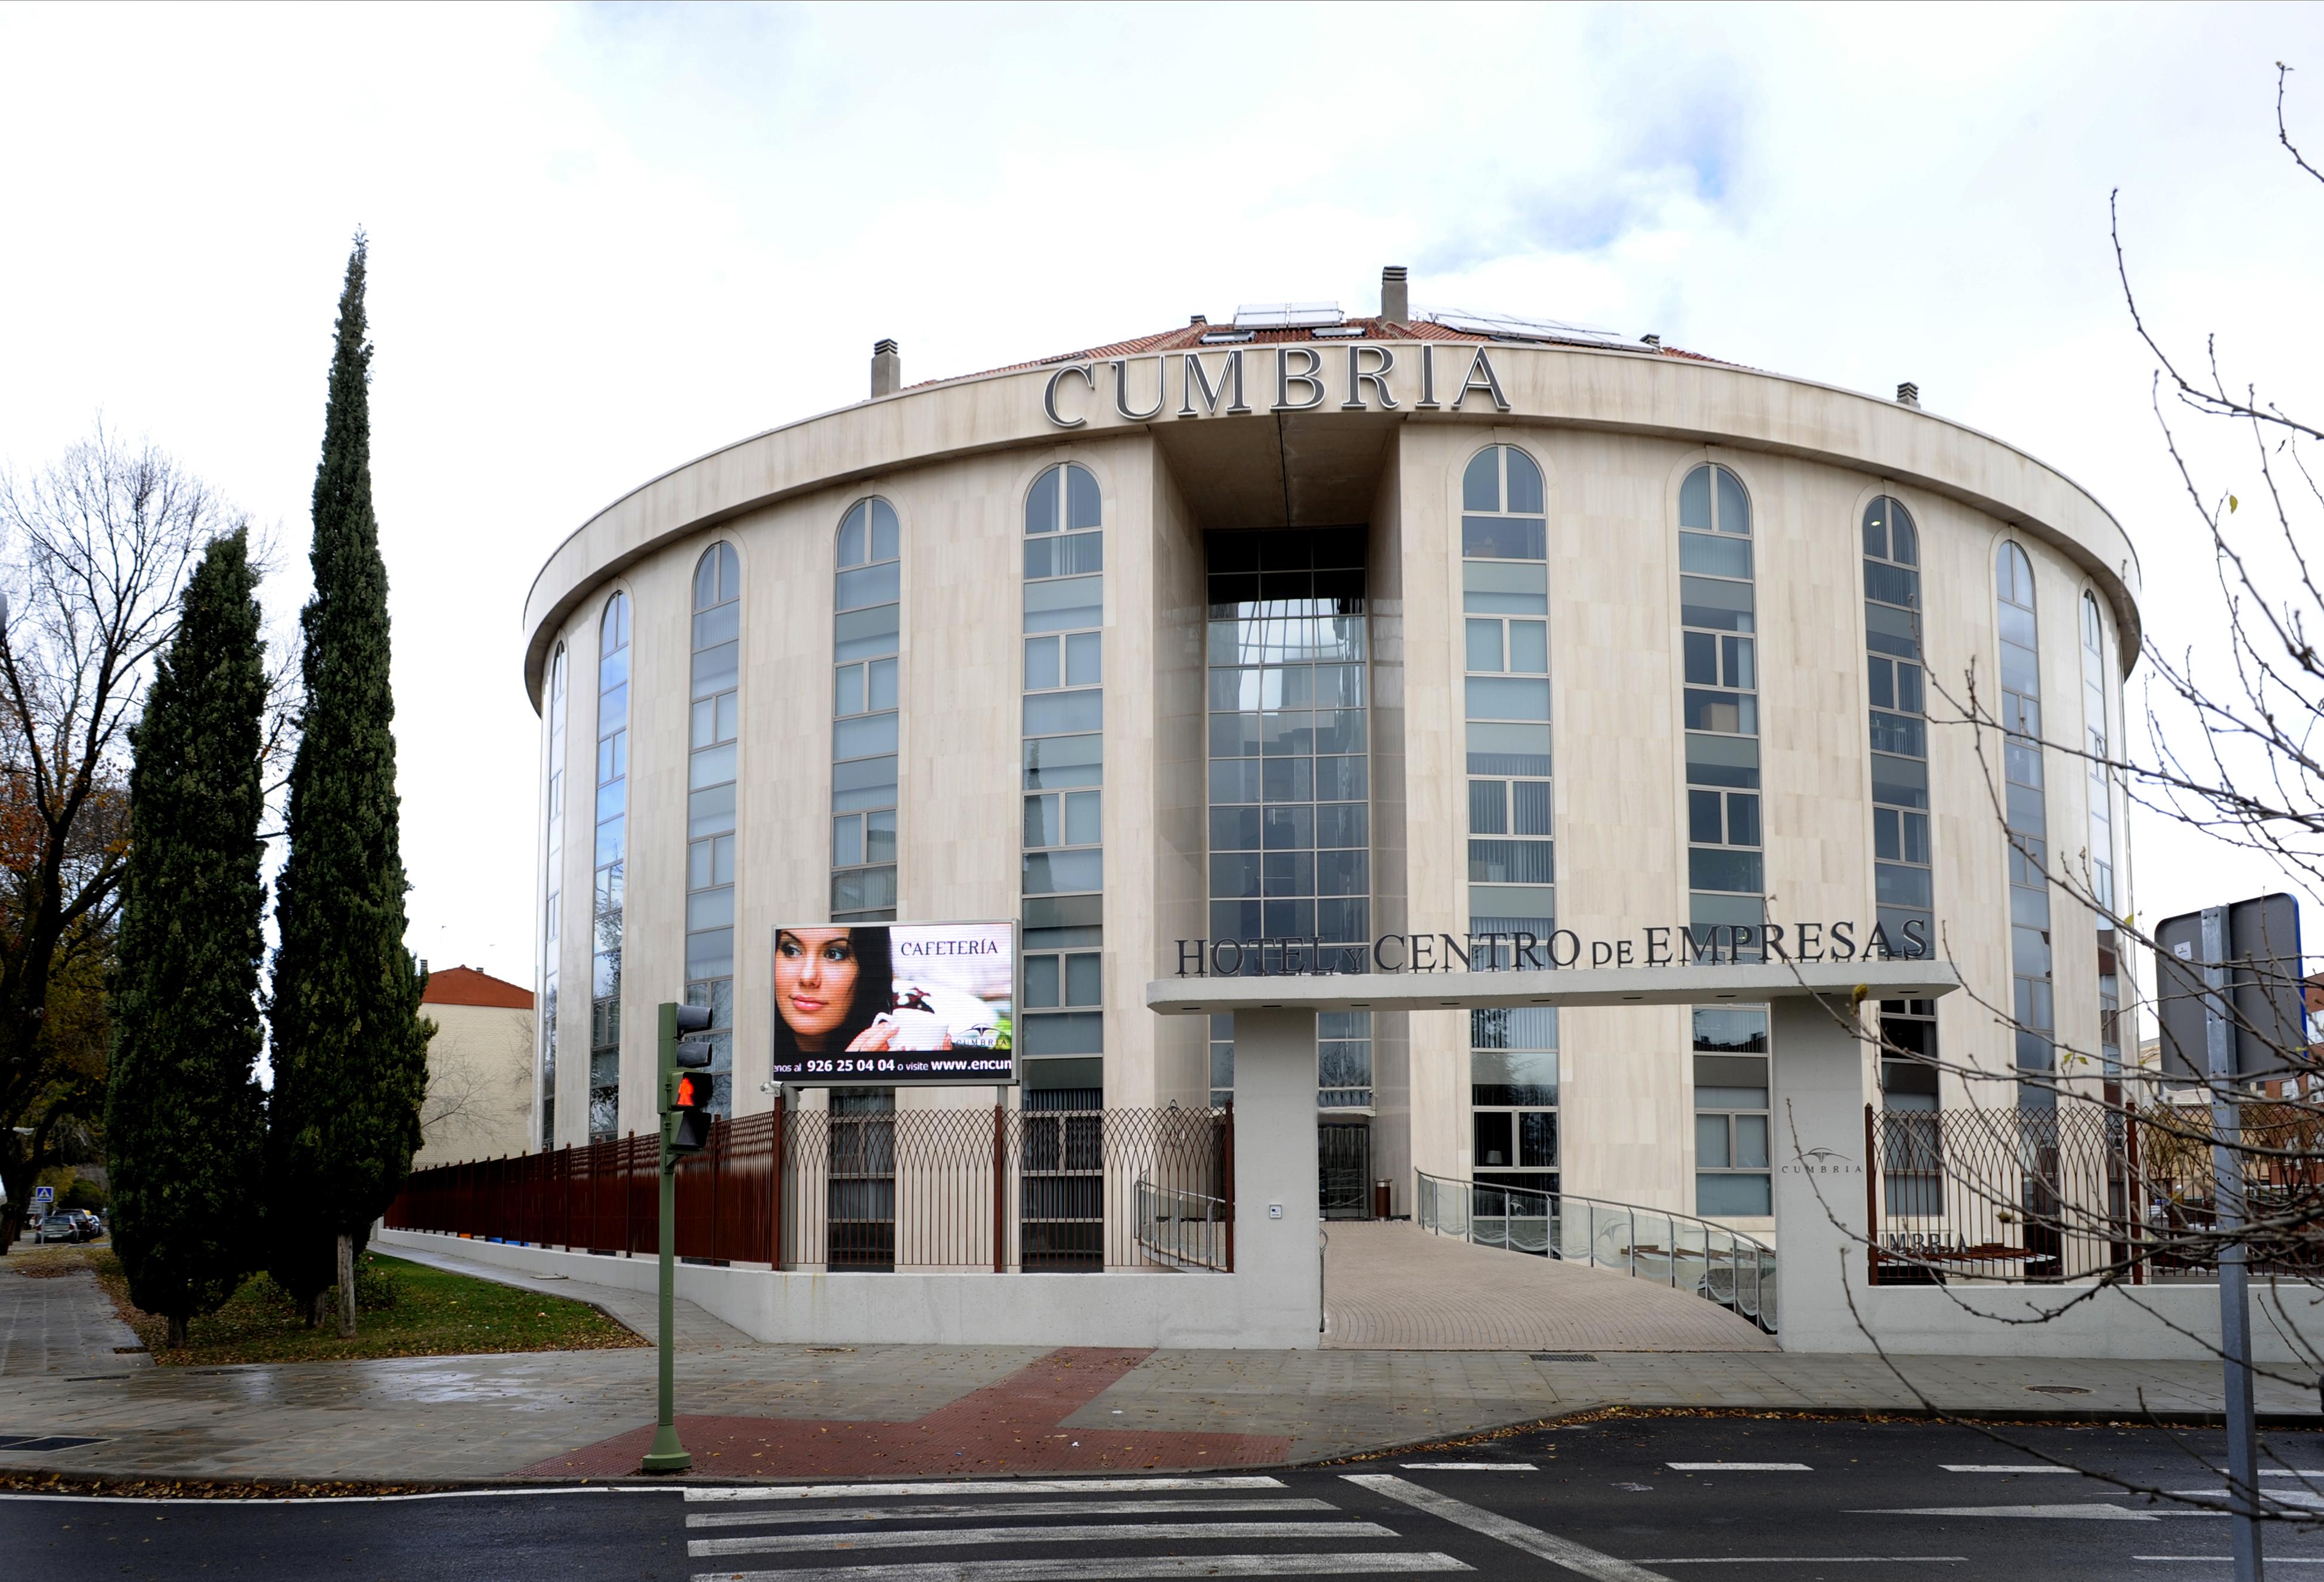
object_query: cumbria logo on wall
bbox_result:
[1172,919,1933,979]
[1041,343,1513,428]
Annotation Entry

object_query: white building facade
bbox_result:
[521,276,2142,1246]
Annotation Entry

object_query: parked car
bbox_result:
[35,1215,80,1244]
[67,1210,104,1241]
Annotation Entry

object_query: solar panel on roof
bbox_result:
[1310,325,1365,339]
[1421,307,1625,345]
[1232,302,1344,329]
[1198,330,1256,344]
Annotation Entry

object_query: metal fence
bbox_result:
[1867,1101,2324,1284]
[1414,1170,1777,1333]
[386,1104,1232,1273]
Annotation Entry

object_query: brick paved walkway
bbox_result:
[519,1346,1293,1479]
[1324,1221,1778,1351]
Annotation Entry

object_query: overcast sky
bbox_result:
[2,2,2319,993]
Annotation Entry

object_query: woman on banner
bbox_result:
[773,925,922,1060]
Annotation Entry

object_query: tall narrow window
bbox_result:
[687,543,740,1114]
[1461,445,1555,1190]
[2081,592,2122,1086]
[1864,497,1943,1139]
[540,644,566,1150]
[833,500,900,923]
[1678,464,1762,948]
[1693,1007,1771,1215]
[590,593,631,1143]
[1022,463,1105,1076]
[1997,543,2053,1108]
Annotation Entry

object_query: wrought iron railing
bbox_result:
[1414,1169,1777,1333]
[386,1104,1232,1274]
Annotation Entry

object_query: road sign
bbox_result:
[2154,893,2307,1083]
[32,1185,53,1202]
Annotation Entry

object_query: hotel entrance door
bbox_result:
[1319,1122,1371,1220]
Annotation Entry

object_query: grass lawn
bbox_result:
[68,1246,647,1366]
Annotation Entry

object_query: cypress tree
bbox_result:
[106,530,269,1350]
[267,234,433,1334]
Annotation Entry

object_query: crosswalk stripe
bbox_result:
[1343,1474,1674,1582]
[690,1552,1473,1582]
[691,1520,1393,1559]
[689,1498,1334,1530]
[684,1477,1287,1503]
[1632,1562,1971,1568]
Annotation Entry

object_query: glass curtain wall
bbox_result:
[832,500,901,923]
[1460,445,1556,1193]
[1997,543,2054,1109]
[1204,527,1372,1110]
[686,543,740,1114]
[2081,593,2122,1090]
[590,593,631,1142]
[540,645,566,1149]
[1680,465,1762,942]
[1863,498,1942,1141]
[1021,463,1105,1076]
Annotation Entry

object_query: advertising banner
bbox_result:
[770,921,1016,1085]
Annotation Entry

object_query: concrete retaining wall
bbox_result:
[1781,1278,2324,1366]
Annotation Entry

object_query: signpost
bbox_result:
[2155,895,2307,1582]
[640,1000,716,1476]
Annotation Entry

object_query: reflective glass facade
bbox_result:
[1996,542,2055,1108]
[833,499,901,923]
[540,644,565,1149]
[590,593,630,1141]
[687,543,740,1114]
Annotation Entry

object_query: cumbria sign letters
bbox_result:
[1173,919,1932,979]
[1043,343,1511,428]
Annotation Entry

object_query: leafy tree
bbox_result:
[106,529,268,1347]
[0,428,234,1252]
[267,235,432,1333]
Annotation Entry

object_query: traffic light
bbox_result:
[662,1002,718,1153]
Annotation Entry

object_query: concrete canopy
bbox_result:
[1144,958,1962,1015]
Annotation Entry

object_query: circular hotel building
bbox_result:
[522,268,2141,1242]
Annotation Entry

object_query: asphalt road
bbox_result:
[7,1416,2324,1581]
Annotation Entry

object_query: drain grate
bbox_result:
[0,1434,107,1453]
[1532,1352,1601,1363]
[2025,1385,2092,1395]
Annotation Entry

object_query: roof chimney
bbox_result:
[1640,333,1661,350]
[1190,314,1207,326]
[870,339,901,398]
[1380,265,1408,323]
[1896,381,1920,408]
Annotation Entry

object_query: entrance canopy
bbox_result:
[1144,958,1962,1015]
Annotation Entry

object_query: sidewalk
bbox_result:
[2,1239,2315,1487]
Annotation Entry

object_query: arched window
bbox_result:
[686,543,740,1114]
[1864,496,1939,1196]
[590,592,631,1142]
[540,643,566,1150]
[1021,464,1104,1078]
[1461,445,1554,1199]
[832,499,900,922]
[1678,462,1769,1219]
[2081,590,2121,1086]
[1995,542,2053,1108]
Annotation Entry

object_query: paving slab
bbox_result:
[4,1236,2317,1485]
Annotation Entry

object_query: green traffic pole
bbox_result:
[642,1001,691,1474]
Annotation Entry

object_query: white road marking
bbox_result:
[1665,1464,1812,1472]
[690,1519,1393,1558]
[2169,1488,2324,1510]
[688,1497,1335,1530]
[1400,1463,1537,1472]
[2262,1471,2324,1478]
[691,1556,1471,1582]
[1344,1473,1674,1582]
[683,1476,1285,1503]
[2134,1558,2324,1565]
[1631,1562,1970,1568]
[1855,1503,2158,1521]
[1940,1466,2080,1474]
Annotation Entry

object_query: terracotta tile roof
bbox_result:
[912,317,1721,390]
[421,964,534,1011]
